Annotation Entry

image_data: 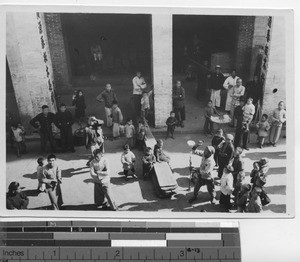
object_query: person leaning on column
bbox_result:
[132,71,147,118]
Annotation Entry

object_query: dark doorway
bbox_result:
[61,13,152,77]
[173,15,239,74]
[172,15,239,131]
[56,13,152,128]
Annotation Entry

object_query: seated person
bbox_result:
[154,139,170,163]
[142,147,156,179]
[6,182,29,210]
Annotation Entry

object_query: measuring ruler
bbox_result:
[0,221,241,261]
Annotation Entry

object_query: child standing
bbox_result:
[242,97,255,126]
[166,111,178,139]
[72,90,86,124]
[11,122,27,158]
[256,114,270,148]
[141,89,153,122]
[236,183,251,213]
[111,101,123,139]
[219,165,234,211]
[37,157,46,192]
[124,118,135,148]
[142,147,156,179]
[121,144,137,181]
[204,100,220,135]
[269,101,286,147]
[136,120,146,151]
[211,129,225,168]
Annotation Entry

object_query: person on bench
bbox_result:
[188,145,217,205]
[154,139,172,171]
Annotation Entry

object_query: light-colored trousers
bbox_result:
[269,124,283,144]
[210,89,221,107]
[105,107,112,127]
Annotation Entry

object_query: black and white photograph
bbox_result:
[2,5,294,217]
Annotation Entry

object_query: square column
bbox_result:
[152,14,173,127]
[262,16,286,116]
[6,12,57,131]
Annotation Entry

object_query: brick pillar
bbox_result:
[235,16,255,81]
[152,14,173,127]
[249,16,269,79]
[44,13,72,92]
[6,12,57,132]
[262,16,285,116]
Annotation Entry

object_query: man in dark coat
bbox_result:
[233,99,245,148]
[55,103,75,153]
[207,65,225,110]
[217,134,234,178]
[30,105,57,154]
[173,80,186,127]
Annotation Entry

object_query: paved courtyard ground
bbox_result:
[6,129,286,213]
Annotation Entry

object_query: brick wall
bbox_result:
[44,13,71,92]
[235,16,255,81]
[6,12,57,133]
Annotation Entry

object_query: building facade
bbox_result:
[6,12,286,131]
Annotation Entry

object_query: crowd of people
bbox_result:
[7,67,286,213]
[187,133,271,213]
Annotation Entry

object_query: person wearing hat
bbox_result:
[189,145,217,205]
[30,105,57,154]
[55,103,75,153]
[219,164,234,210]
[6,182,29,210]
[85,116,105,166]
[217,134,234,179]
[207,65,225,110]
[41,154,63,210]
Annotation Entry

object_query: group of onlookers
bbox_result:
[7,68,285,213]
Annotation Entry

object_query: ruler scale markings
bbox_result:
[0,222,241,261]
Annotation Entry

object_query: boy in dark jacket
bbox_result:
[211,129,225,168]
[166,111,178,139]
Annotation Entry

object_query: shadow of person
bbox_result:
[263,204,286,213]
[172,167,190,177]
[83,178,95,184]
[23,172,37,180]
[176,177,191,188]
[61,167,89,178]
[22,189,41,197]
[60,204,99,211]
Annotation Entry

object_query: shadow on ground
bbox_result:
[263,204,286,213]
[244,151,286,161]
